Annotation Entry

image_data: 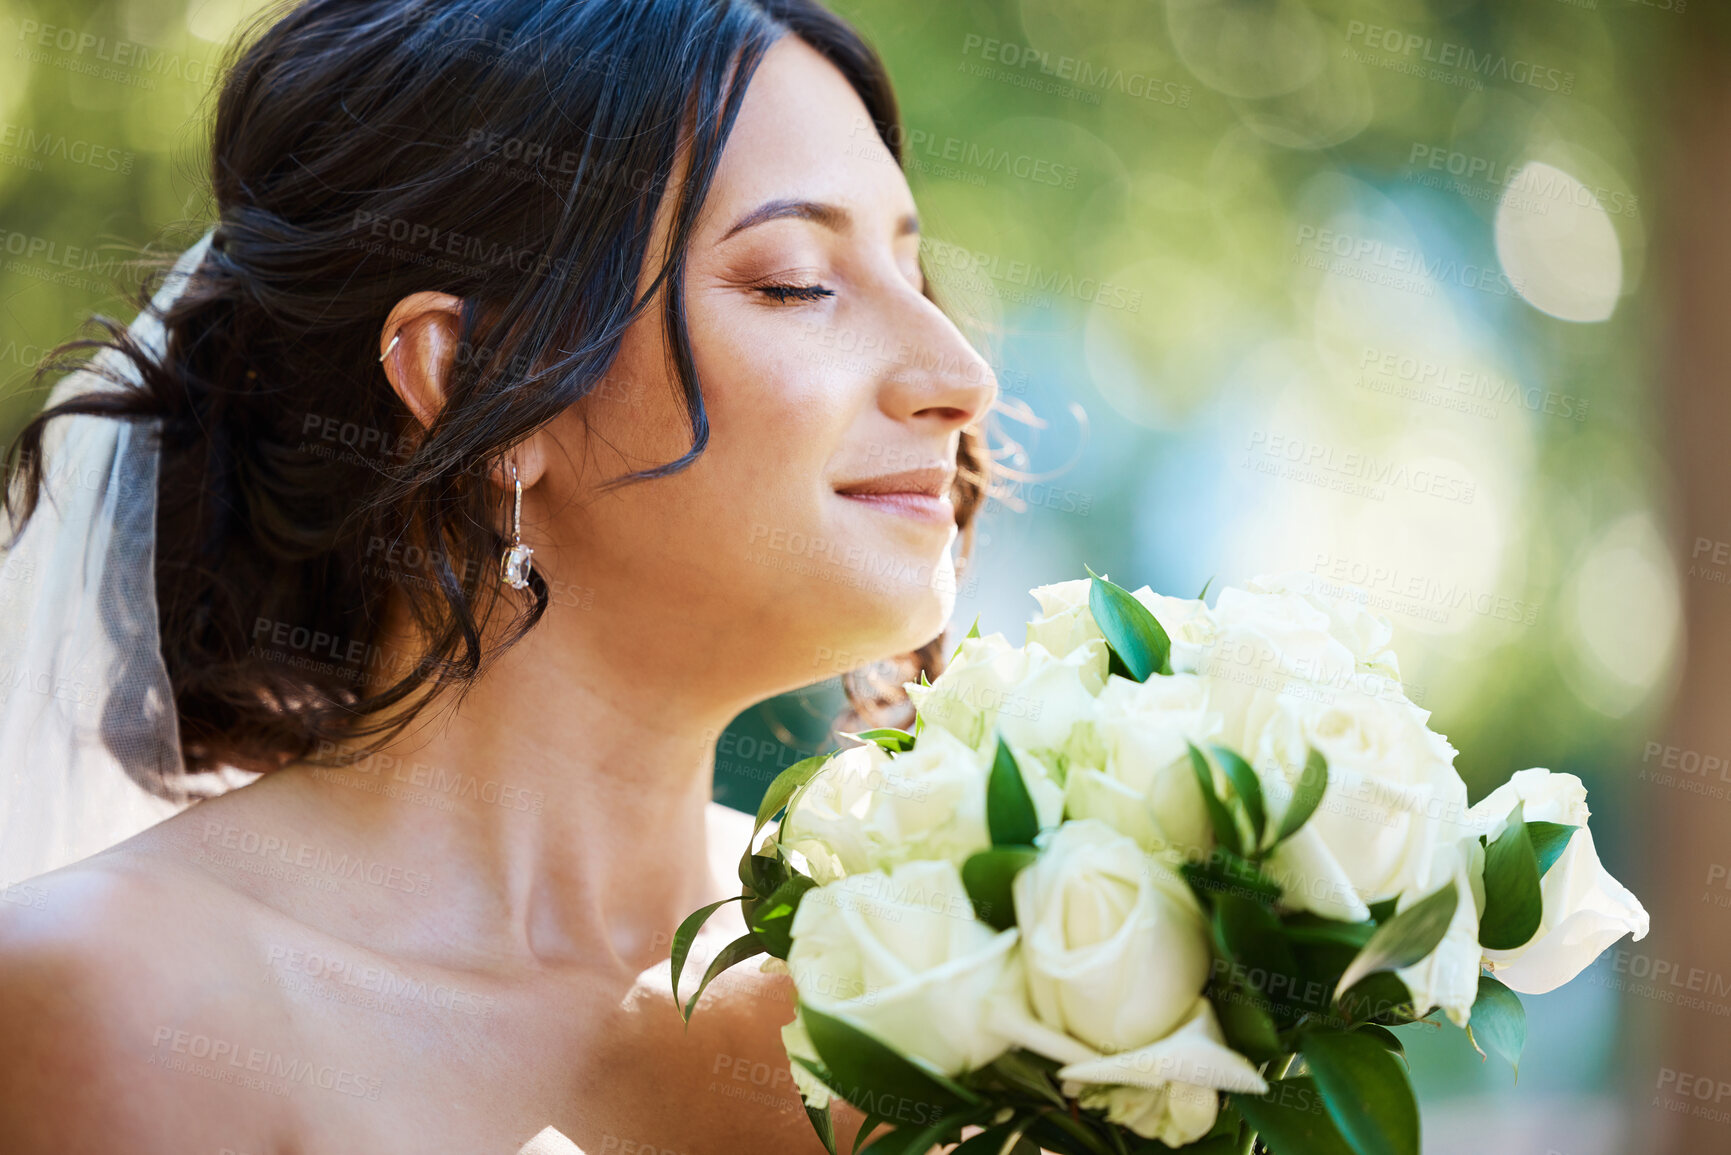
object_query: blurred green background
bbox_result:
[2,0,1720,1150]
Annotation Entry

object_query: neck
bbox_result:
[281,586,761,974]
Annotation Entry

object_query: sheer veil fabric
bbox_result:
[0,228,251,887]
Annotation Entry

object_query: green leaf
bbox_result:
[1300,1029,1421,1155]
[861,1104,993,1155]
[1479,802,1543,951]
[670,895,743,1008]
[962,846,1039,930]
[1214,893,1300,1000]
[806,1101,837,1155]
[1274,747,1329,846]
[983,1051,1066,1107]
[681,933,765,1023]
[1334,881,1459,1000]
[1084,565,1172,680]
[949,1123,1024,1154]
[1527,821,1578,879]
[1335,971,1419,1027]
[1232,1078,1356,1155]
[1281,914,1377,950]
[1210,743,1266,849]
[1466,974,1526,1077]
[738,849,790,897]
[1366,898,1400,923]
[988,736,1041,847]
[1356,1024,1406,1063]
[799,1002,979,1122]
[756,753,835,838]
[1027,1110,1119,1155]
[851,1112,885,1155]
[748,873,817,959]
[846,728,916,754]
[1188,743,1242,857]
[949,615,982,663]
[1214,994,1282,1065]
[1197,575,1215,601]
[1180,849,1283,906]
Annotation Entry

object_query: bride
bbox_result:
[0,0,997,1151]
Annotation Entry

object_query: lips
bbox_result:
[833,465,957,525]
[832,465,955,499]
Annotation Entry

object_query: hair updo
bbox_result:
[1,0,991,796]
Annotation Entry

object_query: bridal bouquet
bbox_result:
[674,569,1649,1155]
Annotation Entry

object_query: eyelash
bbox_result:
[755,281,835,304]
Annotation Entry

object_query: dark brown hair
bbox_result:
[2,0,990,797]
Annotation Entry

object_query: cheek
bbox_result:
[685,308,853,520]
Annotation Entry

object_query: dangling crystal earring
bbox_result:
[500,461,534,590]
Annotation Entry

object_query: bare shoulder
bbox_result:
[0,850,290,1153]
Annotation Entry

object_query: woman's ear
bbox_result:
[379,291,464,433]
[379,292,551,492]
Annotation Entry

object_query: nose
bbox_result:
[873,290,998,431]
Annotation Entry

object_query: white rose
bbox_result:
[906,633,1105,761]
[983,823,1262,1145]
[778,728,990,884]
[1466,768,1649,994]
[1239,572,1402,681]
[780,1012,835,1109]
[1004,819,1212,1053]
[1026,576,1216,678]
[1252,691,1470,922]
[778,742,894,885]
[1128,588,1217,676]
[990,974,1266,1148]
[786,859,1018,1076]
[781,729,1065,886]
[1025,578,1101,660]
[1066,998,1269,1146]
[1197,581,1405,759]
[1063,673,1220,860]
[1394,836,1485,1027]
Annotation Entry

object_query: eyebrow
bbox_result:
[719,197,920,242]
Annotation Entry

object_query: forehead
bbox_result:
[701,35,914,229]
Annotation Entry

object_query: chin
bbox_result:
[829,538,958,668]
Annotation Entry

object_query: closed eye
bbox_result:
[756,282,835,303]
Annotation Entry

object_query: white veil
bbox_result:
[0,228,242,888]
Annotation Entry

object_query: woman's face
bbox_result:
[527,35,996,701]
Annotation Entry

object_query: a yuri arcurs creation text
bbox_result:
[673,570,1649,1155]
